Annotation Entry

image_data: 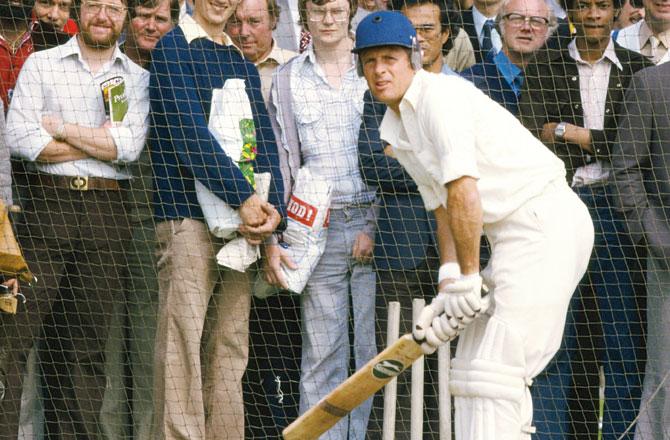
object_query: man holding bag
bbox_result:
[148,0,285,437]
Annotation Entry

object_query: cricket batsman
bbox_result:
[353,11,595,439]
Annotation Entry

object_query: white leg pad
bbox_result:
[449,315,535,440]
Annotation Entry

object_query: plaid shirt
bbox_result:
[289,46,374,207]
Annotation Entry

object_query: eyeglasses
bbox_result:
[502,13,549,29]
[307,7,349,22]
[83,1,127,19]
[413,24,441,38]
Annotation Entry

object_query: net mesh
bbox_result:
[0,0,666,439]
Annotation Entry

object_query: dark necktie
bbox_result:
[481,20,495,56]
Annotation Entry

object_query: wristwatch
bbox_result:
[554,122,567,141]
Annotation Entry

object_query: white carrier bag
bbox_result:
[253,167,332,298]
[193,78,270,270]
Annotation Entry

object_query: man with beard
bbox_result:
[2,1,149,439]
[99,1,178,438]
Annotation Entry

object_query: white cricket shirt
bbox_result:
[379,70,566,224]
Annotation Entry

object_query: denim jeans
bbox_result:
[299,206,376,440]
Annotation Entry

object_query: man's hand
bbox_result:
[540,122,593,153]
[442,273,486,320]
[41,114,64,138]
[238,202,281,245]
[239,194,267,228]
[352,231,374,264]
[2,278,19,296]
[262,242,298,289]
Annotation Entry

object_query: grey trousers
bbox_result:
[635,255,670,440]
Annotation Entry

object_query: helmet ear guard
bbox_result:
[355,36,423,78]
[410,35,423,71]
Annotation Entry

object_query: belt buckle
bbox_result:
[69,176,88,191]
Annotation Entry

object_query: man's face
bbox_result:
[402,3,448,71]
[500,0,551,56]
[643,0,670,28]
[194,0,239,29]
[79,0,127,49]
[0,1,34,23]
[361,46,415,110]
[305,0,351,46]
[226,0,275,63]
[616,0,644,28]
[359,0,377,11]
[33,0,73,30]
[127,0,174,53]
[569,0,616,44]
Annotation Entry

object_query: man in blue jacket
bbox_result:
[148,1,285,438]
[461,0,555,115]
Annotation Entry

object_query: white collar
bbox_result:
[472,6,497,37]
[567,38,623,71]
[58,35,129,70]
[179,14,234,47]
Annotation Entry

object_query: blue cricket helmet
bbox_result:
[352,11,418,54]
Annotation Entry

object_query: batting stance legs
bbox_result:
[450,183,593,439]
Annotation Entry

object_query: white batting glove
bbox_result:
[442,273,486,322]
[413,293,447,342]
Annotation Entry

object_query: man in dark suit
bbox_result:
[358,91,440,439]
[610,62,670,440]
[460,0,571,63]
[460,0,503,62]
[461,0,555,115]
[519,0,651,436]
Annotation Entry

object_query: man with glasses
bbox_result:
[519,0,651,436]
[392,0,460,74]
[99,1,179,439]
[462,0,555,115]
[268,0,376,438]
[2,1,149,439]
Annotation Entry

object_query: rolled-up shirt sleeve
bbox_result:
[5,56,54,162]
[110,69,150,164]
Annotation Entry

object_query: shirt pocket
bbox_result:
[293,88,324,146]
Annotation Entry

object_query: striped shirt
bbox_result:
[289,45,374,207]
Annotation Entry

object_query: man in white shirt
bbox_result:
[519,0,652,435]
[616,0,670,63]
[354,11,594,439]
[268,0,377,438]
[1,0,149,438]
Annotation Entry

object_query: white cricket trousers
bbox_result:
[450,179,594,440]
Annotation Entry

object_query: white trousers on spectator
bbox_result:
[450,180,594,440]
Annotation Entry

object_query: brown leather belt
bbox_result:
[32,173,124,191]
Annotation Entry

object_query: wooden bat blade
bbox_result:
[282,334,424,440]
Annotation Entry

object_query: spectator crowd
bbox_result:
[0,0,667,438]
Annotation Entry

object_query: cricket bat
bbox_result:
[282,333,424,440]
